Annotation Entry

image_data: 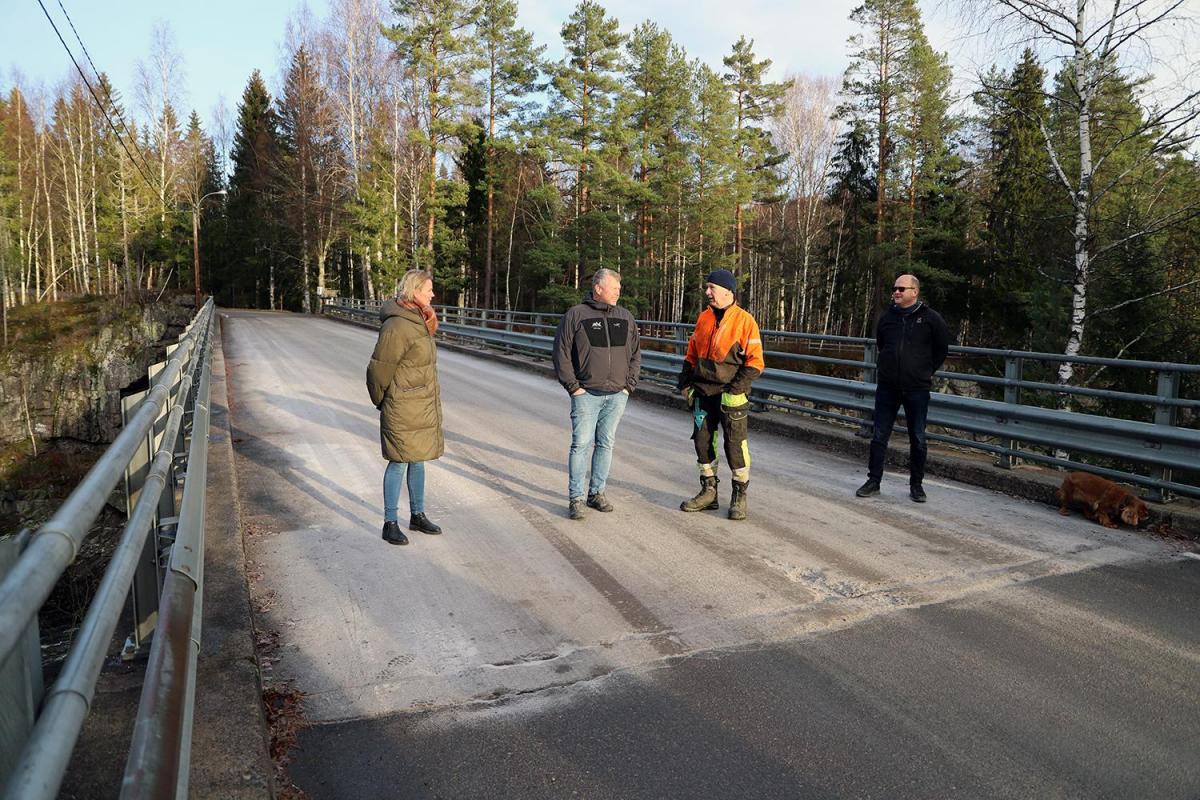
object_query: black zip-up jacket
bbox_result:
[875,301,952,390]
[553,294,642,395]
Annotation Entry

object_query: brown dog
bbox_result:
[1057,471,1150,529]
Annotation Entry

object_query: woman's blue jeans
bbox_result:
[568,391,629,500]
[384,460,425,521]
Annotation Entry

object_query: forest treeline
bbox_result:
[1,0,1198,374]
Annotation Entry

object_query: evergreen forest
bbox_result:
[2,0,1199,378]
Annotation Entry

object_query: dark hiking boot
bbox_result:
[409,513,442,534]
[909,485,927,503]
[855,478,881,497]
[382,521,409,546]
[569,498,586,520]
[680,476,720,512]
[728,480,749,520]
[587,492,614,512]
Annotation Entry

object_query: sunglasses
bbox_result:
[892,286,915,293]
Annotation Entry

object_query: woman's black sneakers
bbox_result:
[409,513,442,535]
[382,521,409,545]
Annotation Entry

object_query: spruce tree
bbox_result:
[224,70,283,308]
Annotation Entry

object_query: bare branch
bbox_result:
[1082,278,1200,321]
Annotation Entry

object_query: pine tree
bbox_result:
[688,62,738,308]
[841,0,922,249]
[722,36,786,280]
[476,0,543,308]
[384,0,482,270]
[543,0,625,288]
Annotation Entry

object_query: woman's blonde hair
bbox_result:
[396,269,434,303]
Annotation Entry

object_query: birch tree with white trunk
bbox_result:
[973,0,1200,386]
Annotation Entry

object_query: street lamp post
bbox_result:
[192,189,226,308]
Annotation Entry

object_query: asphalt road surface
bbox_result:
[219,310,1200,800]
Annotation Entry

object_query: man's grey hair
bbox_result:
[896,273,920,290]
[592,268,621,287]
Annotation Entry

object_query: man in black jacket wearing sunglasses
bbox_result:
[856,274,952,503]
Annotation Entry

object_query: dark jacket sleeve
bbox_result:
[552,308,580,394]
[727,367,762,397]
[627,313,642,393]
[676,358,694,391]
[930,310,951,372]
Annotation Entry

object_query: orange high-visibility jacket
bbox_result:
[678,304,764,397]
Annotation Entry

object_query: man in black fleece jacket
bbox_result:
[856,274,952,503]
[553,268,642,520]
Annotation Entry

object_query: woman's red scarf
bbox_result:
[399,299,438,335]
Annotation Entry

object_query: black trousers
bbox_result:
[867,383,929,486]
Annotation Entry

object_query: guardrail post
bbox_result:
[995,356,1023,469]
[675,325,688,356]
[1149,371,1179,503]
[121,385,161,659]
[858,342,878,437]
[0,529,41,786]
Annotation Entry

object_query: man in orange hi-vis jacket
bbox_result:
[676,269,765,520]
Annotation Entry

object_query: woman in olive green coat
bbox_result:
[366,269,445,545]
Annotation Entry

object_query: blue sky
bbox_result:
[4,0,983,135]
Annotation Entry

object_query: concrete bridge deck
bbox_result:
[213,309,1198,798]
[58,308,1200,798]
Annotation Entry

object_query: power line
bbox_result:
[53,0,158,184]
[34,0,159,190]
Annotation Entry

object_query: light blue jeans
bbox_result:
[383,461,425,521]
[568,391,629,500]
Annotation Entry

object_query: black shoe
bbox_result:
[910,485,927,503]
[587,492,613,512]
[382,521,409,546]
[855,478,881,498]
[409,513,442,534]
[569,498,585,520]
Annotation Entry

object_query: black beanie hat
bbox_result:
[705,269,737,292]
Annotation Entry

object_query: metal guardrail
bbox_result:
[0,299,216,800]
[324,298,1200,500]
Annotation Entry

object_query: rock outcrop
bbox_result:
[0,299,194,447]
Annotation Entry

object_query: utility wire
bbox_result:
[53,0,159,184]
[34,0,159,190]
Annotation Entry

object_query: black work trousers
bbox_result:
[691,391,750,479]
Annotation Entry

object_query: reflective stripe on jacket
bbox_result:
[678,304,764,397]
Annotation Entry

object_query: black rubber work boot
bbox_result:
[587,492,614,512]
[909,485,927,503]
[728,480,749,520]
[856,478,881,498]
[382,521,409,546]
[680,476,720,512]
[409,513,442,535]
